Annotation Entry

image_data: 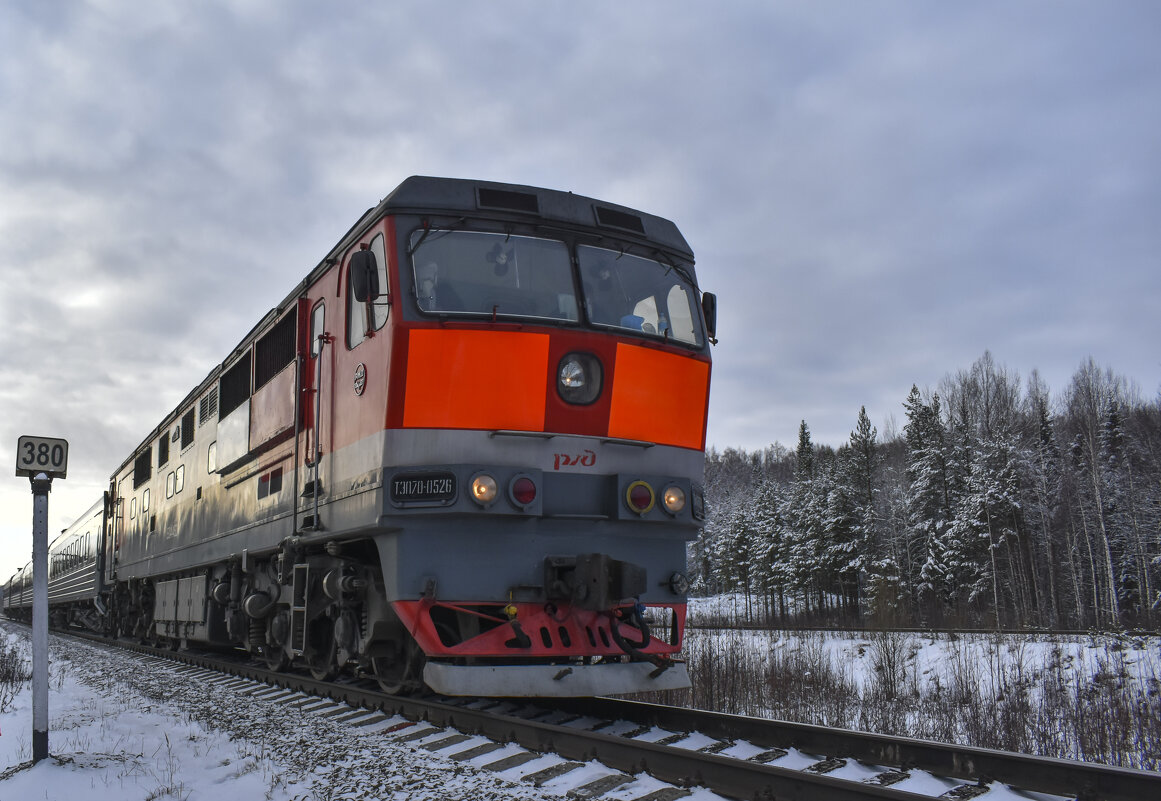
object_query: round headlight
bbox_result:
[470,474,498,505]
[560,359,586,388]
[662,485,686,515]
[557,352,602,405]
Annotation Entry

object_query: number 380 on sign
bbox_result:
[15,435,69,479]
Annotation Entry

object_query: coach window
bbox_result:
[347,233,389,348]
[175,464,185,494]
[207,441,217,473]
[311,301,325,357]
[130,497,137,520]
[142,488,150,513]
[166,472,175,499]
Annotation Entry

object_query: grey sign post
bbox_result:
[16,434,69,765]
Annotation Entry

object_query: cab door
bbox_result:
[302,297,333,529]
[108,476,132,580]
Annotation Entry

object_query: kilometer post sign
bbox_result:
[15,435,69,480]
[17,434,68,764]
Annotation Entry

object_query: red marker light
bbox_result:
[511,476,537,506]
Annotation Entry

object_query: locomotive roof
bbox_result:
[379,176,692,255]
[113,176,697,477]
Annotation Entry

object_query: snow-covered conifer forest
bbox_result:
[692,352,1161,631]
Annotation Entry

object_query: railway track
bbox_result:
[52,630,1157,801]
[683,622,1159,638]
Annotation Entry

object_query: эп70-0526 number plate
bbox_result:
[15,435,69,479]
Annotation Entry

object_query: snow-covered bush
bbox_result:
[0,635,31,713]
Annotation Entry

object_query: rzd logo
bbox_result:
[553,449,596,471]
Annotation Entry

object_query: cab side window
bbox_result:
[311,301,326,357]
[369,234,389,330]
[347,233,389,348]
[347,260,365,348]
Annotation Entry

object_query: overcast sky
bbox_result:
[2,1,1159,579]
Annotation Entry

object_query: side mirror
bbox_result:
[701,292,717,342]
[349,250,380,302]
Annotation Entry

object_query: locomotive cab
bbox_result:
[340,181,712,695]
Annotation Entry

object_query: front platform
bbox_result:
[423,659,691,697]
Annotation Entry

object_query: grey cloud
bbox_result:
[2,1,1159,579]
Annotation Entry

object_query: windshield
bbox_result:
[577,245,703,346]
[410,230,579,321]
[408,230,703,347]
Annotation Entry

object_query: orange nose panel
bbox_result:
[608,343,710,450]
[403,329,550,430]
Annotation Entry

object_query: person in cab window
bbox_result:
[416,261,464,312]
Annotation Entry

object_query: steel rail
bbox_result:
[547,696,1160,801]
[32,627,1161,801]
[122,642,926,801]
[50,633,931,800]
[683,623,1159,637]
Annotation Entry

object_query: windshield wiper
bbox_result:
[407,216,467,256]
[652,249,697,289]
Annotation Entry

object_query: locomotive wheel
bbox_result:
[305,615,339,681]
[136,616,155,644]
[371,640,424,695]
[261,610,291,672]
[262,643,290,672]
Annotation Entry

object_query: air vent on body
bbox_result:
[593,205,645,234]
[218,352,252,419]
[199,388,218,426]
[477,187,540,214]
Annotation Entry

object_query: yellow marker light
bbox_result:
[625,480,656,515]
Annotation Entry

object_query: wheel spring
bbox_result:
[249,618,265,649]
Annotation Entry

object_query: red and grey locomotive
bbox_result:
[4,176,716,696]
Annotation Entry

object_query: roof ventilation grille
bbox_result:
[477,187,540,214]
[594,205,645,234]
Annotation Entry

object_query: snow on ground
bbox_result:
[0,622,567,800]
[686,594,1161,698]
[3,613,1156,799]
[683,618,1161,698]
[679,600,1161,768]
